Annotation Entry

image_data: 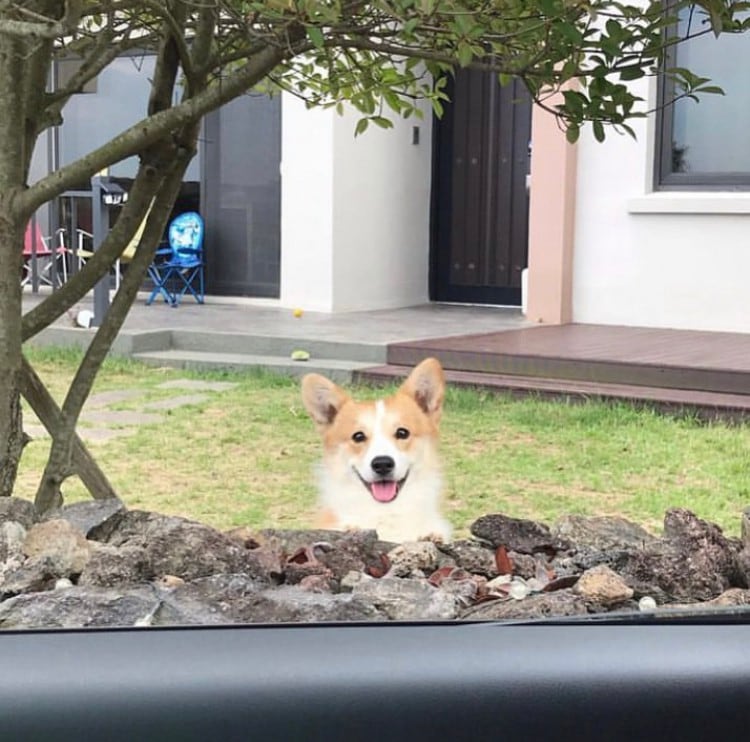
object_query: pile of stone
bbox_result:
[1,496,749,629]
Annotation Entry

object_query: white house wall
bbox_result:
[572,78,750,334]
[330,104,433,312]
[280,94,433,313]
[280,94,336,312]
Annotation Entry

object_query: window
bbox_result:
[656,7,750,189]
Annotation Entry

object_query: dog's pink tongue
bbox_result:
[370,480,398,503]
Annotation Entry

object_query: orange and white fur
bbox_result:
[301,358,451,543]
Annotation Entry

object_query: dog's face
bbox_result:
[301,358,445,506]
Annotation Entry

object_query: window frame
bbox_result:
[654,11,750,191]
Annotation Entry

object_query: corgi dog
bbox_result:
[301,358,451,543]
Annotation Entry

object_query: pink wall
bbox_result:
[526,101,578,325]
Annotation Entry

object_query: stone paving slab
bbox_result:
[142,394,210,411]
[86,389,146,408]
[157,379,238,392]
[81,410,165,426]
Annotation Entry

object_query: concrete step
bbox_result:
[133,349,375,383]
[355,364,750,419]
[168,330,386,364]
[30,326,387,366]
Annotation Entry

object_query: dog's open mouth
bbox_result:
[355,470,408,503]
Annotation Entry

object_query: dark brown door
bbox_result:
[431,71,532,305]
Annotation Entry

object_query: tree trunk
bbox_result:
[0,217,25,497]
[19,357,118,501]
[33,141,196,512]
[0,30,28,496]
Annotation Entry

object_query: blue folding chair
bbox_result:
[147,212,205,307]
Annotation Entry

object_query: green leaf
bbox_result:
[456,42,473,68]
[354,118,369,137]
[370,116,394,129]
[565,124,580,144]
[306,26,324,49]
[696,85,725,95]
[592,120,605,143]
[619,66,645,81]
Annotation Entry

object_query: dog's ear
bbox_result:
[301,374,350,431]
[399,357,445,425]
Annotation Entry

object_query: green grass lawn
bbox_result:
[17,346,750,538]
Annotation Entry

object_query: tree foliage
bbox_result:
[0,0,747,508]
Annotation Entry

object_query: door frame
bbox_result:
[430,73,531,306]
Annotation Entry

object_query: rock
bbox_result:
[621,509,740,603]
[387,541,441,577]
[704,588,750,607]
[313,531,386,581]
[733,549,750,589]
[0,556,59,597]
[163,576,383,624]
[552,547,640,577]
[78,544,154,587]
[470,513,565,555]
[461,590,589,620]
[437,540,497,577]
[0,521,27,563]
[0,497,37,530]
[0,586,163,629]
[44,498,126,538]
[23,520,91,576]
[340,570,365,592]
[299,574,335,592]
[351,576,458,620]
[573,565,634,606]
[428,567,482,605]
[283,546,333,586]
[741,508,750,551]
[93,511,270,582]
[552,515,656,552]
[259,528,380,555]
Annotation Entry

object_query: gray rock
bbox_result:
[741,508,750,551]
[259,527,380,556]
[44,498,126,538]
[0,586,162,629]
[0,556,59,597]
[573,565,634,606]
[461,590,589,620]
[93,510,270,582]
[165,576,383,624]
[470,513,566,555]
[387,541,441,577]
[0,497,37,530]
[23,520,91,576]
[733,549,750,589]
[78,543,153,587]
[352,576,458,620]
[619,511,740,603]
[437,540,497,577]
[0,521,27,563]
[552,514,656,552]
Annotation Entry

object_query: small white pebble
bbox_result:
[509,581,530,600]
[54,578,74,590]
[639,596,657,612]
[133,615,154,627]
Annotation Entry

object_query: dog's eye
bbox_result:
[352,431,367,443]
[395,427,410,440]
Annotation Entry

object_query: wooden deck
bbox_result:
[355,324,750,417]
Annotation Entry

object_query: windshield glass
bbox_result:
[7,1,750,632]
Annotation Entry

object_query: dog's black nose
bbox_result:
[371,456,395,477]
